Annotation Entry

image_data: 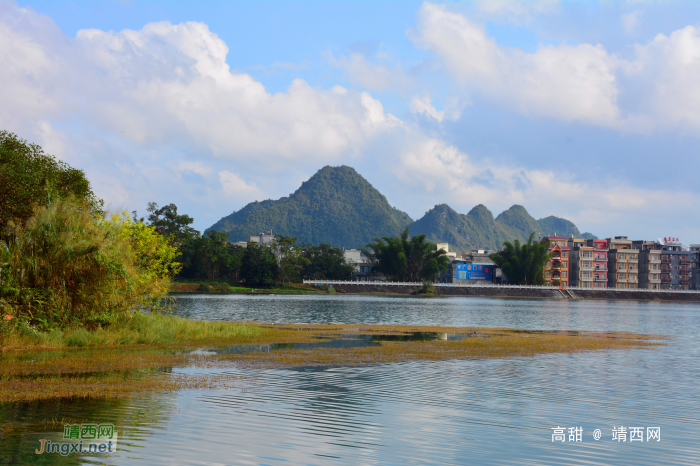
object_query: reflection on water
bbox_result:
[1,295,698,465]
[212,332,477,355]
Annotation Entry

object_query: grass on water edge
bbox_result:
[170,280,327,294]
[0,315,667,403]
[0,312,267,350]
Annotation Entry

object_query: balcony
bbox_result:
[594,277,607,281]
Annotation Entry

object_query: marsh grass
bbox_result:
[0,321,666,402]
[0,312,265,349]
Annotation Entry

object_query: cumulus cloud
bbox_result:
[620,26,700,131]
[1,5,400,165]
[414,3,620,125]
[412,2,700,132]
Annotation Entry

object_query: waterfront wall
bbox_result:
[323,282,700,302]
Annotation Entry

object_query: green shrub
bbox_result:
[0,199,180,331]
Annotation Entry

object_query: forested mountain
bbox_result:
[408,204,587,253]
[208,166,413,248]
[209,165,592,251]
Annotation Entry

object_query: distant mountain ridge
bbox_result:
[408,204,583,253]
[208,166,413,248]
[208,166,593,251]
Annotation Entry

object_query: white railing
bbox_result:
[303,280,700,294]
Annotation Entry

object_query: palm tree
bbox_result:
[489,233,550,285]
[364,228,449,281]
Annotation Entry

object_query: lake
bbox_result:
[2,295,699,465]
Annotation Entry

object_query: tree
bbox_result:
[178,231,245,281]
[489,232,550,285]
[364,228,449,281]
[240,243,279,287]
[0,200,180,331]
[274,235,310,283]
[301,243,354,280]
[141,202,199,244]
[0,131,103,235]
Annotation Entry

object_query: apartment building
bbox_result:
[568,237,595,288]
[587,238,609,288]
[542,236,570,287]
[632,240,662,290]
[659,239,692,290]
[607,236,639,289]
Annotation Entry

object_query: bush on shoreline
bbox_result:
[0,200,180,333]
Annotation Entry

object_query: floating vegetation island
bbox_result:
[0,315,665,402]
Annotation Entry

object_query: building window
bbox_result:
[563,272,567,278]
[563,251,568,258]
[563,261,567,267]
[619,274,623,280]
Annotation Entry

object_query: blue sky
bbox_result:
[3,0,699,241]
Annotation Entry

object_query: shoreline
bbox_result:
[170,283,700,303]
[0,316,665,402]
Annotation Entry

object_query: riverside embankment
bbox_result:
[309,281,700,302]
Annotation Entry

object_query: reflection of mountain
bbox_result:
[409,204,586,253]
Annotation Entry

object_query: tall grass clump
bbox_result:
[0,198,181,332]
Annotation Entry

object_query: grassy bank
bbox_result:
[0,317,666,402]
[170,280,327,294]
[0,313,268,349]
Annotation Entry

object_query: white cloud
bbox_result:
[622,10,643,35]
[408,94,466,122]
[409,95,445,122]
[621,26,700,131]
[328,50,414,92]
[1,6,401,166]
[176,161,214,177]
[219,171,259,196]
[414,3,620,125]
[413,2,700,132]
[393,138,698,236]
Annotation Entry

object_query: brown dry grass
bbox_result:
[0,323,665,403]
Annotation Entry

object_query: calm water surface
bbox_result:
[2,295,699,465]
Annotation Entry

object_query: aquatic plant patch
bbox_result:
[0,322,665,402]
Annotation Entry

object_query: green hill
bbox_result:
[408,204,586,253]
[207,166,413,248]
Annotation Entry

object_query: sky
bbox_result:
[2,0,699,241]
